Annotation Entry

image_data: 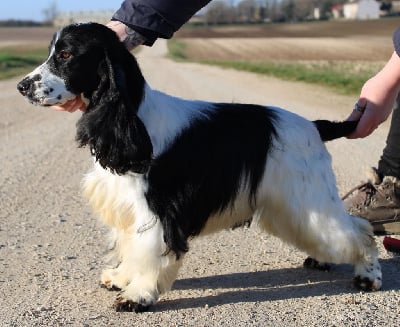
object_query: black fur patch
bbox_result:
[145,104,278,258]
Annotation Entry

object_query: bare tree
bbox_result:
[237,0,259,22]
[203,0,347,25]
[272,0,346,22]
[280,0,296,21]
[42,1,59,25]
[205,1,236,25]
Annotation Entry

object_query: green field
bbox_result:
[0,45,47,80]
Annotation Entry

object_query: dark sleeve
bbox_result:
[112,0,211,46]
[394,27,400,57]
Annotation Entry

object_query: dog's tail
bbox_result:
[313,120,358,142]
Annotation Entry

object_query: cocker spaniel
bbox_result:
[17,22,381,312]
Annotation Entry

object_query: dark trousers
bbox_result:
[378,94,400,178]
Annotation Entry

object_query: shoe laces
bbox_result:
[342,181,380,207]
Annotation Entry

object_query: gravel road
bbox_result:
[1,40,399,326]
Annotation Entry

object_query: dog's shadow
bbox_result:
[155,257,400,311]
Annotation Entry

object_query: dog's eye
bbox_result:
[59,51,72,60]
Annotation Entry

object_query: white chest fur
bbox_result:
[82,163,147,230]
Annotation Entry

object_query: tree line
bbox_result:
[203,0,389,24]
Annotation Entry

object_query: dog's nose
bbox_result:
[17,74,41,96]
[17,78,31,96]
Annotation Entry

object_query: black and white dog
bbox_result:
[17,23,381,312]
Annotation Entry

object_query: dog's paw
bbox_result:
[100,283,121,292]
[113,282,159,312]
[353,260,382,291]
[353,276,377,291]
[353,276,381,291]
[100,268,129,291]
[114,295,150,313]
[303,257,331,271]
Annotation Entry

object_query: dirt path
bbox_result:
[1,40,399,326]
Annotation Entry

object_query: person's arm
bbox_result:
[108,0,211,49]
[347,28,400,138]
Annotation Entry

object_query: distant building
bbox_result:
[390,0,400,15]
[54,10,115,27]
[343,0,380,20]
[313,7,320,20]
[331,4,344,19]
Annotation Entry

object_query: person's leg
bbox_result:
[344,94,400,235]
[378,95,400,178]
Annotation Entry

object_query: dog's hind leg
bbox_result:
[256,122,382,291]
[259,204,382,291]
[330,215,382,291]
[302,216,382,291]
[345,215,382,291]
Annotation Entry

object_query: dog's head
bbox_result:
[17,22,143,106]
[17,22,153,175]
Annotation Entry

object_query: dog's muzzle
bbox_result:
[17,69,76,106]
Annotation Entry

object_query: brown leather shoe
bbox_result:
[343,168,400,235]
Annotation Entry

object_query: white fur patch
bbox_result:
[26,63,75,105]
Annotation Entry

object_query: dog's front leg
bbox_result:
[110,217,171,313]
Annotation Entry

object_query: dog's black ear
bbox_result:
[76,50,153,175]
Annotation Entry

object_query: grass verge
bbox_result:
[0,45,47,80]
[167,39,382,95]
[200,60,380,95]
[167,39,188,61]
